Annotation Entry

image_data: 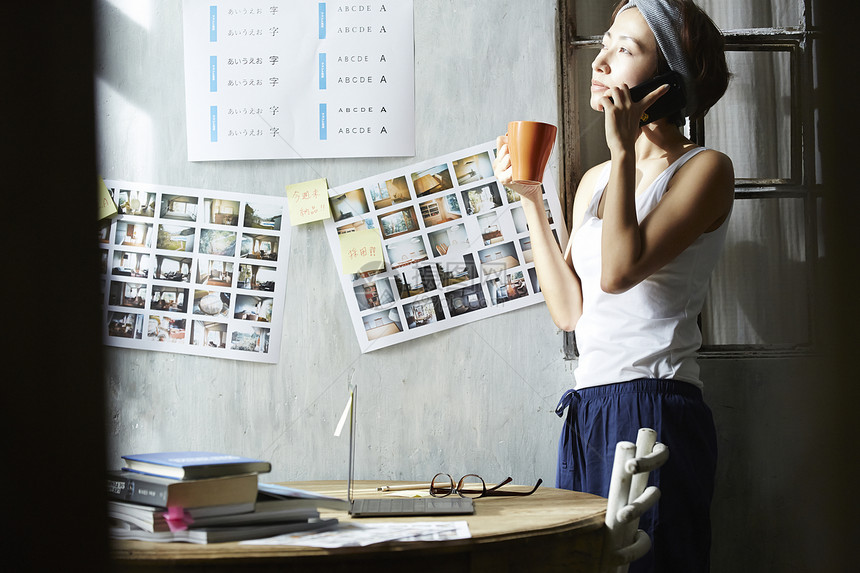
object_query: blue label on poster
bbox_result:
[209,56,217,92]
[210,106,218,142]
[319,53,327,89]
[319,103,327,140]
[209,6,217,42]
[319,3,326,39]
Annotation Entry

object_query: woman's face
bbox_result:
[590,7,659,112]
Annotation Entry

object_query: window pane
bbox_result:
[705,49,793,182]
[696,0,803,30]
[812,38,822,185]
[574,2,614,37]
[702,197,810,346]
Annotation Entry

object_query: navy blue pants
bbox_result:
[555,379,717,573]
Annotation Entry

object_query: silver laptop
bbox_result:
[346,386,474,517]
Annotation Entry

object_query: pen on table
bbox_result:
[376,483,433,491]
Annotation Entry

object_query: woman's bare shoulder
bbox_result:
[666,147,735,230]
[575,161,610,202]
[684,148,734,177]
[581,160,611,183]
[669,147,734,198]
[570,160,610,232]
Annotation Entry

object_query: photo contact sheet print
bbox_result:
[99,181,291,363]
[324,141,569,352]
[182,0,414,161]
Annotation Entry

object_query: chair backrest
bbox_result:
[601,428,669,573]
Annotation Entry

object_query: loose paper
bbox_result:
[98,176,118,220]
[338,228,385,274]
[241,521,471,547]
[286,178,331,225]
[182,0,415,161]
[99,180,291,363]
[323,141,569,353]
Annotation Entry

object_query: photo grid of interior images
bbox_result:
[98,181,290,363]
[325,140,569,352]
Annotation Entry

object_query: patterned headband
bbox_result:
[619,0,697,117]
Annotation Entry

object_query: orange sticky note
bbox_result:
[339,229,385,275]
[286,178,331,225]
[98,177,118,220]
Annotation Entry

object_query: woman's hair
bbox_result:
[611,0,730,121]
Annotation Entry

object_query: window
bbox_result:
[559,0,820,355]
[369,182,390,202]
[446,194,461,214]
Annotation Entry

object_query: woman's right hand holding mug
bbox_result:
[493,135,544,202]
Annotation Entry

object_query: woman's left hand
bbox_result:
[598,82,669,153]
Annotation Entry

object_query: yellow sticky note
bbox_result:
[286,178,331,225]
[98,177,118,220]
[339,229,385,275]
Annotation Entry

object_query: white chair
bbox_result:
[602,428,670,573]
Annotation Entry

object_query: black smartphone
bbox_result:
[622,70,687,126]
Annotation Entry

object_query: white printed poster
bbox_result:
[323,141,569,353]
[182,0,415,161]
[98,181,291,363]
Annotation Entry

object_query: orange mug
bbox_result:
[507,121,557,185]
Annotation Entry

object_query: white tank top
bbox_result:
[570,147,730,390]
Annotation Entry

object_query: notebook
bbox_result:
[345,386,474,517]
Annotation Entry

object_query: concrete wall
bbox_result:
[95,0,564,488]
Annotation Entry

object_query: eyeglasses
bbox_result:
[429,473,543,499]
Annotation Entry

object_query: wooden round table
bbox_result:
[110,480,608,572]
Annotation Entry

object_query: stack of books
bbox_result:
[107,451,340,544]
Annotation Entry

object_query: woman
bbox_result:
[494,1,732,571]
